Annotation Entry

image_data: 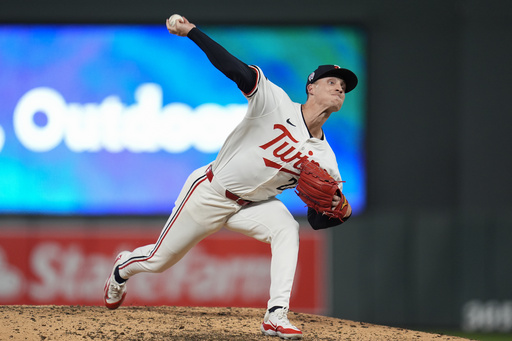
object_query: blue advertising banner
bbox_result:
[0,24,366,215]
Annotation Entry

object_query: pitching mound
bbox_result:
[1,305,470,340]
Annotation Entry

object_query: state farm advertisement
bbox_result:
[0,225,328,313]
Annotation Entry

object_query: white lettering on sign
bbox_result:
[0,247,24,300]
[131,247,270,303]
[462,300,512,332]
[13,84,246,153]
[29,243,109,301]
[27,242,269,304]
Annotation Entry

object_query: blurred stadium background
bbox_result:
[1,1,511,340]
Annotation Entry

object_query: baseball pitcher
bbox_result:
[104,15,357,340]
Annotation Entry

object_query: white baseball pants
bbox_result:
[117,164,300,309]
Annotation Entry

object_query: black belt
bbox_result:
[205,166,252,206]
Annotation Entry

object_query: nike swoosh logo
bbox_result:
[286,118,296,127]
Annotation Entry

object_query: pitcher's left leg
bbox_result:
[225,198,302,339]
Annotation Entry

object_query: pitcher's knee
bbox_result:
[273,222,300,243]
[142,250,184,274]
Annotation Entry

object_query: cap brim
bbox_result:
[317,68,358,93]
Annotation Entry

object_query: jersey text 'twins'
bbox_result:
[259,124,315,175]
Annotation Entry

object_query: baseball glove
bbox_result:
[295,160,349,220]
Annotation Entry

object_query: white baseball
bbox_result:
[169,14,183,27]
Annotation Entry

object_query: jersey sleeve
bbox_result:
[244,65,289,119]
[187,28,258,95]
[307,207,351,230]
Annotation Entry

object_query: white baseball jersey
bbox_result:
[212,66,342,202]
[106,29,347,320]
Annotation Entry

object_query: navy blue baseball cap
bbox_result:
[306,65,358,93]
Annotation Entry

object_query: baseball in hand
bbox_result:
[169,14,183,27]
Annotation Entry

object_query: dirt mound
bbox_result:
[1,305,470,340]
